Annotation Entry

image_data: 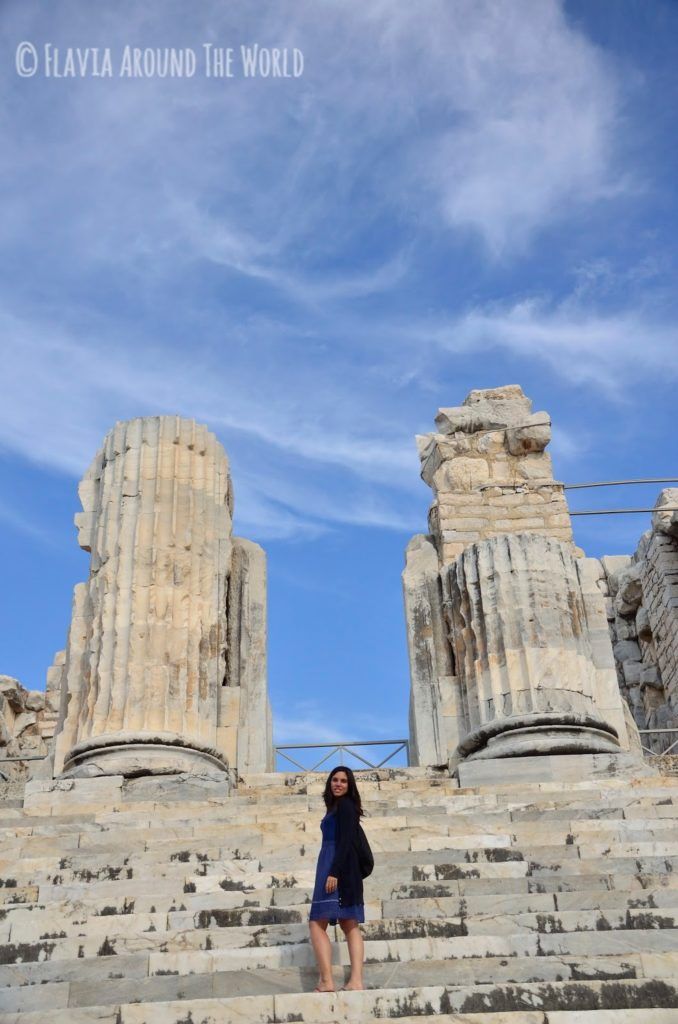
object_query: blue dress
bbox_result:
[308,811,365,924]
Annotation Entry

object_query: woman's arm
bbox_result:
[329,798,357,879]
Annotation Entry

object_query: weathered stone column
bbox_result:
[52,416,272,778]
[446,534,621,760]
[404,385,634,769]
[226,537,274,775]
[403,535,461,766]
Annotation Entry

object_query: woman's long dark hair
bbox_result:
[323,765,364,817]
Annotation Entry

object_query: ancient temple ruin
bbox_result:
[1,394,678,1022]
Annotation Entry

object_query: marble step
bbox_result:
[5,875,677,935]
[394,873,678,898]
[20,778,678,818]
[4,976,678,1021]
[419,854,678,881]
[4,925,678,978]
[7,883,678,939]
[28,867,675,914]
[386,1015,678,1024]
[4,772,678,1024]
[25,801,678,828]
[0,838,584,878]
[7,815,678,868]
[6,848,678,898]
[11,876,678,925]
[4,948,678,1007]
[5,1008,678,1024]
[7,817,678,858]
[5,900,678,954]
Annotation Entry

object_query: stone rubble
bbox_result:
[0,677,58,785]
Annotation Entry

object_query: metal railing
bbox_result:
[274,739,409,773]
[563,476,678,517]
[638,729,678,757]
[564,478,678,491]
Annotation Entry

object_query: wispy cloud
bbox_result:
[273,699,405,746]
[0,0,674,544]
[1,0,625,287]
[0,497,55,547]
[412,294,678,395]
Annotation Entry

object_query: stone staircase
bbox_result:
[1,767,678,1023]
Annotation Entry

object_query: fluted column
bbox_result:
[445,534,622,760]
[53,417,233,778]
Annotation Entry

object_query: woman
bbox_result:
[308,765,365,992]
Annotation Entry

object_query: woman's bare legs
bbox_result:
[339,919,364,990]
[309,919,335,991]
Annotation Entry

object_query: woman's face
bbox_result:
[330,771,349,798]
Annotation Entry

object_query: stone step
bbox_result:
[20,778,678,820]
[422,854,678,881]
[13,801,678,843]
[5,900,678,953]
[7,845,678,897]
[6,874,677,931]
[6,817,678,861]
[4,924,678,975]
[14,838,678,886]
[4,948,678,1007]
[386,1015,678,1024]
[30,867,675,913]
[16,804,677,835]
[5,1008,678,1024]
[7,883,678,938]
[0,837,578,876]
[390,1016,678,1024]
[4,771,678,1024]
[394,873,678,898]
[4,976,678,1021]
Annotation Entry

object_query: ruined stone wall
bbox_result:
[0,675,58,783]
[598,489,678,749]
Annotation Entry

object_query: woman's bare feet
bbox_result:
[314,981,335,992]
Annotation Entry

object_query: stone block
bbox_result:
[613,640,642,664]
[435,386,532,435]
[516,453,554,480]
[456,753,656,788]
[622,661,642,686]
[615,563,644,617]
[615,617,638,641]
[640,665,663,690]
[653,488,678,538]
[436,456,490,492]
[602,555,632,587]
[506,413,551,455]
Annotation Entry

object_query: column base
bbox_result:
[455,751,656,788]
[61,732,229,780]
[457,712,621,763]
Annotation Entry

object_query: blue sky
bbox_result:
[1,1,677,764]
